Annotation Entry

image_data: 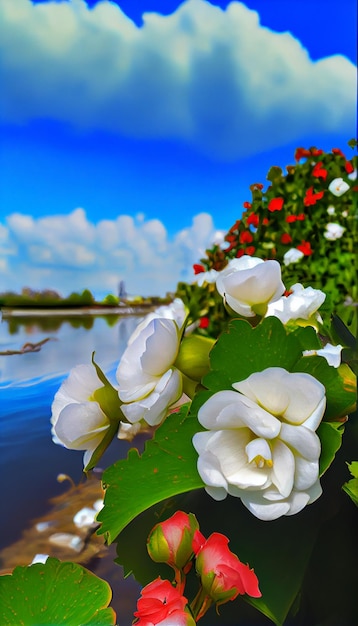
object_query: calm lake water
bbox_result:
[0,312,145,620]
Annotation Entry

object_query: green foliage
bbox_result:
[97,405,204,544]
[0,557,116,625]
[342,460,358,505]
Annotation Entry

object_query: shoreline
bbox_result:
[0,305,156,318]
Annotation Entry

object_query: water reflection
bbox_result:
[0,314,141,386]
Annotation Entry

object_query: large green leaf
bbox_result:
[97,405,204,544]
[0,557,116,625]
[203,317,305,391]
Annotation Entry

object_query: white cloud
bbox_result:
[0,0,355,159]
[0,208,221,297]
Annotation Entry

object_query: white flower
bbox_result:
[116,318,182,426]
[348,169,357,181]
[51,364,111,467]
[216,256,285,317]
[192,367,326,521]
[73,507,98,528]
[128,298,187,345]
[327,205,336,216]
[194,269,219,287]
[324,222,345,240]
[283,248,304,266]
[266,283,325,325]
[303,343,343,368]
[328,177,350,197]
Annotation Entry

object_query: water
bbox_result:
[0,312,144,620]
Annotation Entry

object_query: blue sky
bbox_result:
[0,0,356,298]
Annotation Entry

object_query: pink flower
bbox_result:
[195,533,261,605]
[133,578,195,626]
[147,511,199,570]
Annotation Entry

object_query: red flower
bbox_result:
[239,231,253,244]
[225,234,236,242]
[262,217,269,226]
[310,148,323,157]
[199,317,210,329]
[286,215,297,223]
[147,511,199,570]
[246,213,259,228]
[245,246,256,256]
[304,186,325,206]
[268,197,284,212]
[193,264,205,275]
[195,533,261,604]
[295,147,310,161]
[297,241,313,256]
[243,201,252,209]
[281,233,292,244]
[297,213,305,221]
[134,578,193,625]
[312,161,328,180]
[332,147,345,158]
[236,249,245,258]
[345,161,354,174]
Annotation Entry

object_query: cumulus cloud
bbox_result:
[0,0,356,159]
[0,208,221,297]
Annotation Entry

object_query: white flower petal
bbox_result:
[280,423,321,461]
[285,491,311,516]
[271,440,295,497]
[121,368,182,426]
[241,494,291,521]
[54,402,109,450]
[294,457,319,490]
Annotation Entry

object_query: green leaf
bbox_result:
[97,405,204,544]
[317,420,345,475]
[342,460,358,506]
[203,317,305,391]
[0,557,116,625]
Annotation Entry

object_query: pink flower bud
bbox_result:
[147,511,199,570]
[195,532,261,605]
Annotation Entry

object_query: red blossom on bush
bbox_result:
[262,217,269,226]
[268,197,284,212]
[236,249,245,258]
[295,147,310,161]
[243,201,252,209]
[345,161,354,174]
[304,187,325,206]
[239,231,254,244]
[312,161,328,180]
[281,233,292,244]
[199,317,210,329]
[297,213,305,221]
[246,213,259,228]
[310,148,323,157]
[332,148,346,158]
[193,264,205,275]
[245,246,256,256]
[297,241,313,256]
[133,578,193,626]
[195,533,261,605]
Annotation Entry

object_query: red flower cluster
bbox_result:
[304,187,325,206]
[281,233,292,244]
[133,578,194,626]
[297,241,313,256]
[239,231,253,244]
[246,213,259,228]
[193,264,205,275]
[268,197,284,212]
[312,162,327,180]
[286,214,305,223]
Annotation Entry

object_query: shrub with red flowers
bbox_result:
[180,141,357,334]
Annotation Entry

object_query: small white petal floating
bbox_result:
[48,533,85,552]
[73,507,98,528]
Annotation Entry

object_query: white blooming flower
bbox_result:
[348,169,357,181]
[327,205,336,216]
[283,248,304,266]
[51,364,111,467]
[216,256,285,317]
[303,343,343,368]
[324,223,345,240]
[192,367,326,521]
[328,178,350,197]
[194,269,219,287]
[116,318,182,426]
[128,298,187,346]
[265,283,325,325]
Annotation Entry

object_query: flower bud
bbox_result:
[147,511,199,570]
[195,533,261,605]
[174,335,215,382]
